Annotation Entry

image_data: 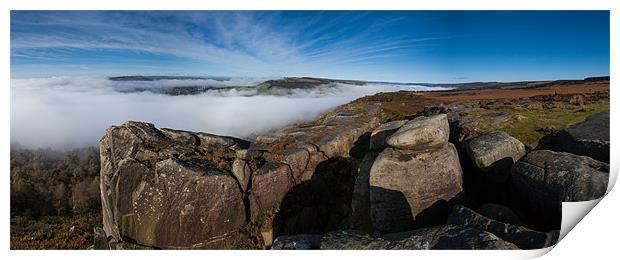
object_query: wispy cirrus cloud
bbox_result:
[10,11,444,79]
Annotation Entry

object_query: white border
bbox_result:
[1,1,617,259]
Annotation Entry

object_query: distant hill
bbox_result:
[109,75,232,81]
[107,75,610,95]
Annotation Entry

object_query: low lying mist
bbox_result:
[11,76,452,149]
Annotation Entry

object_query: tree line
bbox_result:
[10,147,101,218]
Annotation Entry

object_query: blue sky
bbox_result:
[11,11,609,83]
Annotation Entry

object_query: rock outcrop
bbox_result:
[271,234,323,249]
[249,162,295,220]
[385,114,450,151]
[369,144,463,233]
[512,150,609,201]
[369,120,408,150]
[272,226,518,250]
[96,78,609,250]
[510,150,609,229]
[477,203,521,226]
[465,132,526,183]
[406,225,518,250]
[352,114,464,233]
[447,205,558,249]
[99,122,249,248]
[98,101,387,249]
[254,102,383,161]
[554,112,610,162]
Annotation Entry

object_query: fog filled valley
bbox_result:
[11,76,450,149]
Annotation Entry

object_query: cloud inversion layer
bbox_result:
[10,76,450,149]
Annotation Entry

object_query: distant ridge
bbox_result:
[109,75,232,81]
[110,75,609,86]
[108,75,611,94]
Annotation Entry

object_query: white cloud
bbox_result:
[10,76,451,149]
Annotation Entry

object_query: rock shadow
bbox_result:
[273,157,358,237]
[368,187,466,233]
[411,195,465,230]
[454,139,561,232]
[481,157,515,183]
[454,143,514,207]
[272,132,372,237]
[368,186,416,233]
[349,132,371,159]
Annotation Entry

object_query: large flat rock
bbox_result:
[465,132,526,183]
[272,226,518,250]
[512,150,609,202]
[448,205,558,249]
[406,225,518,250]
[369,120,407,150]
[103,156,246,248]
[249,162,295,219]
[385,114,450,151]
[151,159,247,248]
[554,112,609,162]
[99,122,249,248]
[510,150,609,229]
[369,144,463,233]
